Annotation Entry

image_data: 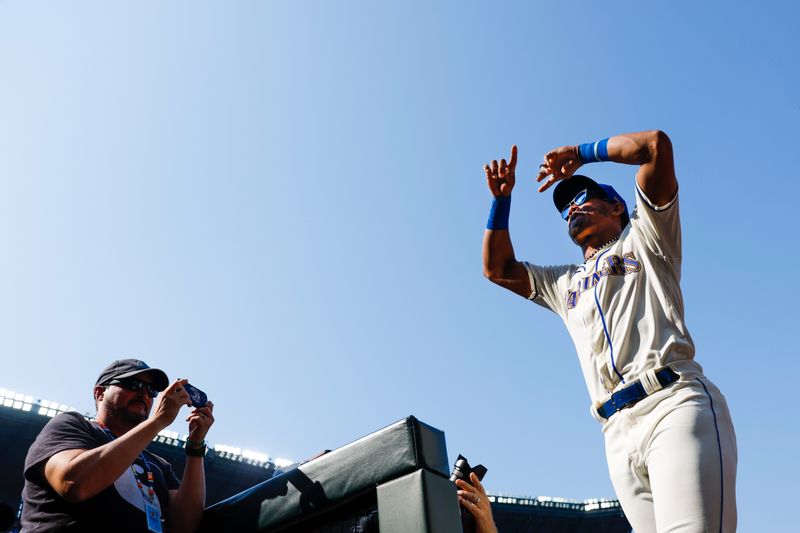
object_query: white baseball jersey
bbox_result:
[522,184,704,414]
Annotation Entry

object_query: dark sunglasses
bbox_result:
[560,189,605,220]
[108,378,159,398]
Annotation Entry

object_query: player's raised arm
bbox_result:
[536,130,677,206]
[482,145,531,298]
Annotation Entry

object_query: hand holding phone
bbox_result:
[181,382,208,408]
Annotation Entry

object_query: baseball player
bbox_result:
[482,130,737,533]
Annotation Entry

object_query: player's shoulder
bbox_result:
[627,186,682,261]
[632,184,679,215]
[630,185,680,234]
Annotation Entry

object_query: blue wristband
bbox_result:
[577,138,610,164]
[487,195,511,230]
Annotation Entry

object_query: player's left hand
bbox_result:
[456,472,498,533]
[537,144,583,192]
[186,400,214,442]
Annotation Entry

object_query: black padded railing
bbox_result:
[199,416,462,533]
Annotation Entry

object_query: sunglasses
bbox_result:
[108,378,159,398]
[560,189,605,220]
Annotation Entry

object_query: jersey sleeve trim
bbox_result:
[521,261,538,300]
[636,183,678,212]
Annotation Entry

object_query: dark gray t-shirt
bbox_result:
[21,412,180,532]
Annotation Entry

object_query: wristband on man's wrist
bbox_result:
[486,195,511,230]
[185,438,207,457]
[577,138,610,164]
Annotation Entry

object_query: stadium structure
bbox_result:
[0,388,631,532]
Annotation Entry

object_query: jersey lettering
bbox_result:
[623,252,641,272]
[566,251,641,310]
[566,290,579,309]
[602,255,626,276]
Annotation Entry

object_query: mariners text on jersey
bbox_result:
[565,252,641,309]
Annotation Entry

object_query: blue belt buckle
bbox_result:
[602,382,642,418]
[602,392,622,419]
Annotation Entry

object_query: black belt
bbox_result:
[597,368,680,419]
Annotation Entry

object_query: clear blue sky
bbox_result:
[2,1,798,531]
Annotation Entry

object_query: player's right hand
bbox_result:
[484,145,517,197]
[537,144,582,192]
[151,379,191,429]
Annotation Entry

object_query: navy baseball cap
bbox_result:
[553,175,628,217]
[95,359,170,391]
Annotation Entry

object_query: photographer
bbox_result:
[21,359,214,533]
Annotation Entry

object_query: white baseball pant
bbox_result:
[602,376,737,533]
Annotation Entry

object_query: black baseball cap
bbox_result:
[552,175,628,216]
[95,359,170,391]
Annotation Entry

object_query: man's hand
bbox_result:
[536,144,582,192]
[484,145,517,197]
[151,379,192,430]
[186,401,214,443]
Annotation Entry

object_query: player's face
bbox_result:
[567,198,622,245]
[98,375,156,426]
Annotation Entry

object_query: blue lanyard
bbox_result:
[96,422,157,502]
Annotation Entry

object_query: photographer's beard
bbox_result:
[103,398,150,429]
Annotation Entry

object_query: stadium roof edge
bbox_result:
[0,386,288,471]
[1,387,622,509]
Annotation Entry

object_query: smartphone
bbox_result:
[182,382,208,408]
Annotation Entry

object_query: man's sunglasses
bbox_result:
[560,189,605,220]
[107,378,159,398]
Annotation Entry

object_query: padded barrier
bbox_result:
[199,416,455,532]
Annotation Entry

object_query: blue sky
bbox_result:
[2,1,798,531]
